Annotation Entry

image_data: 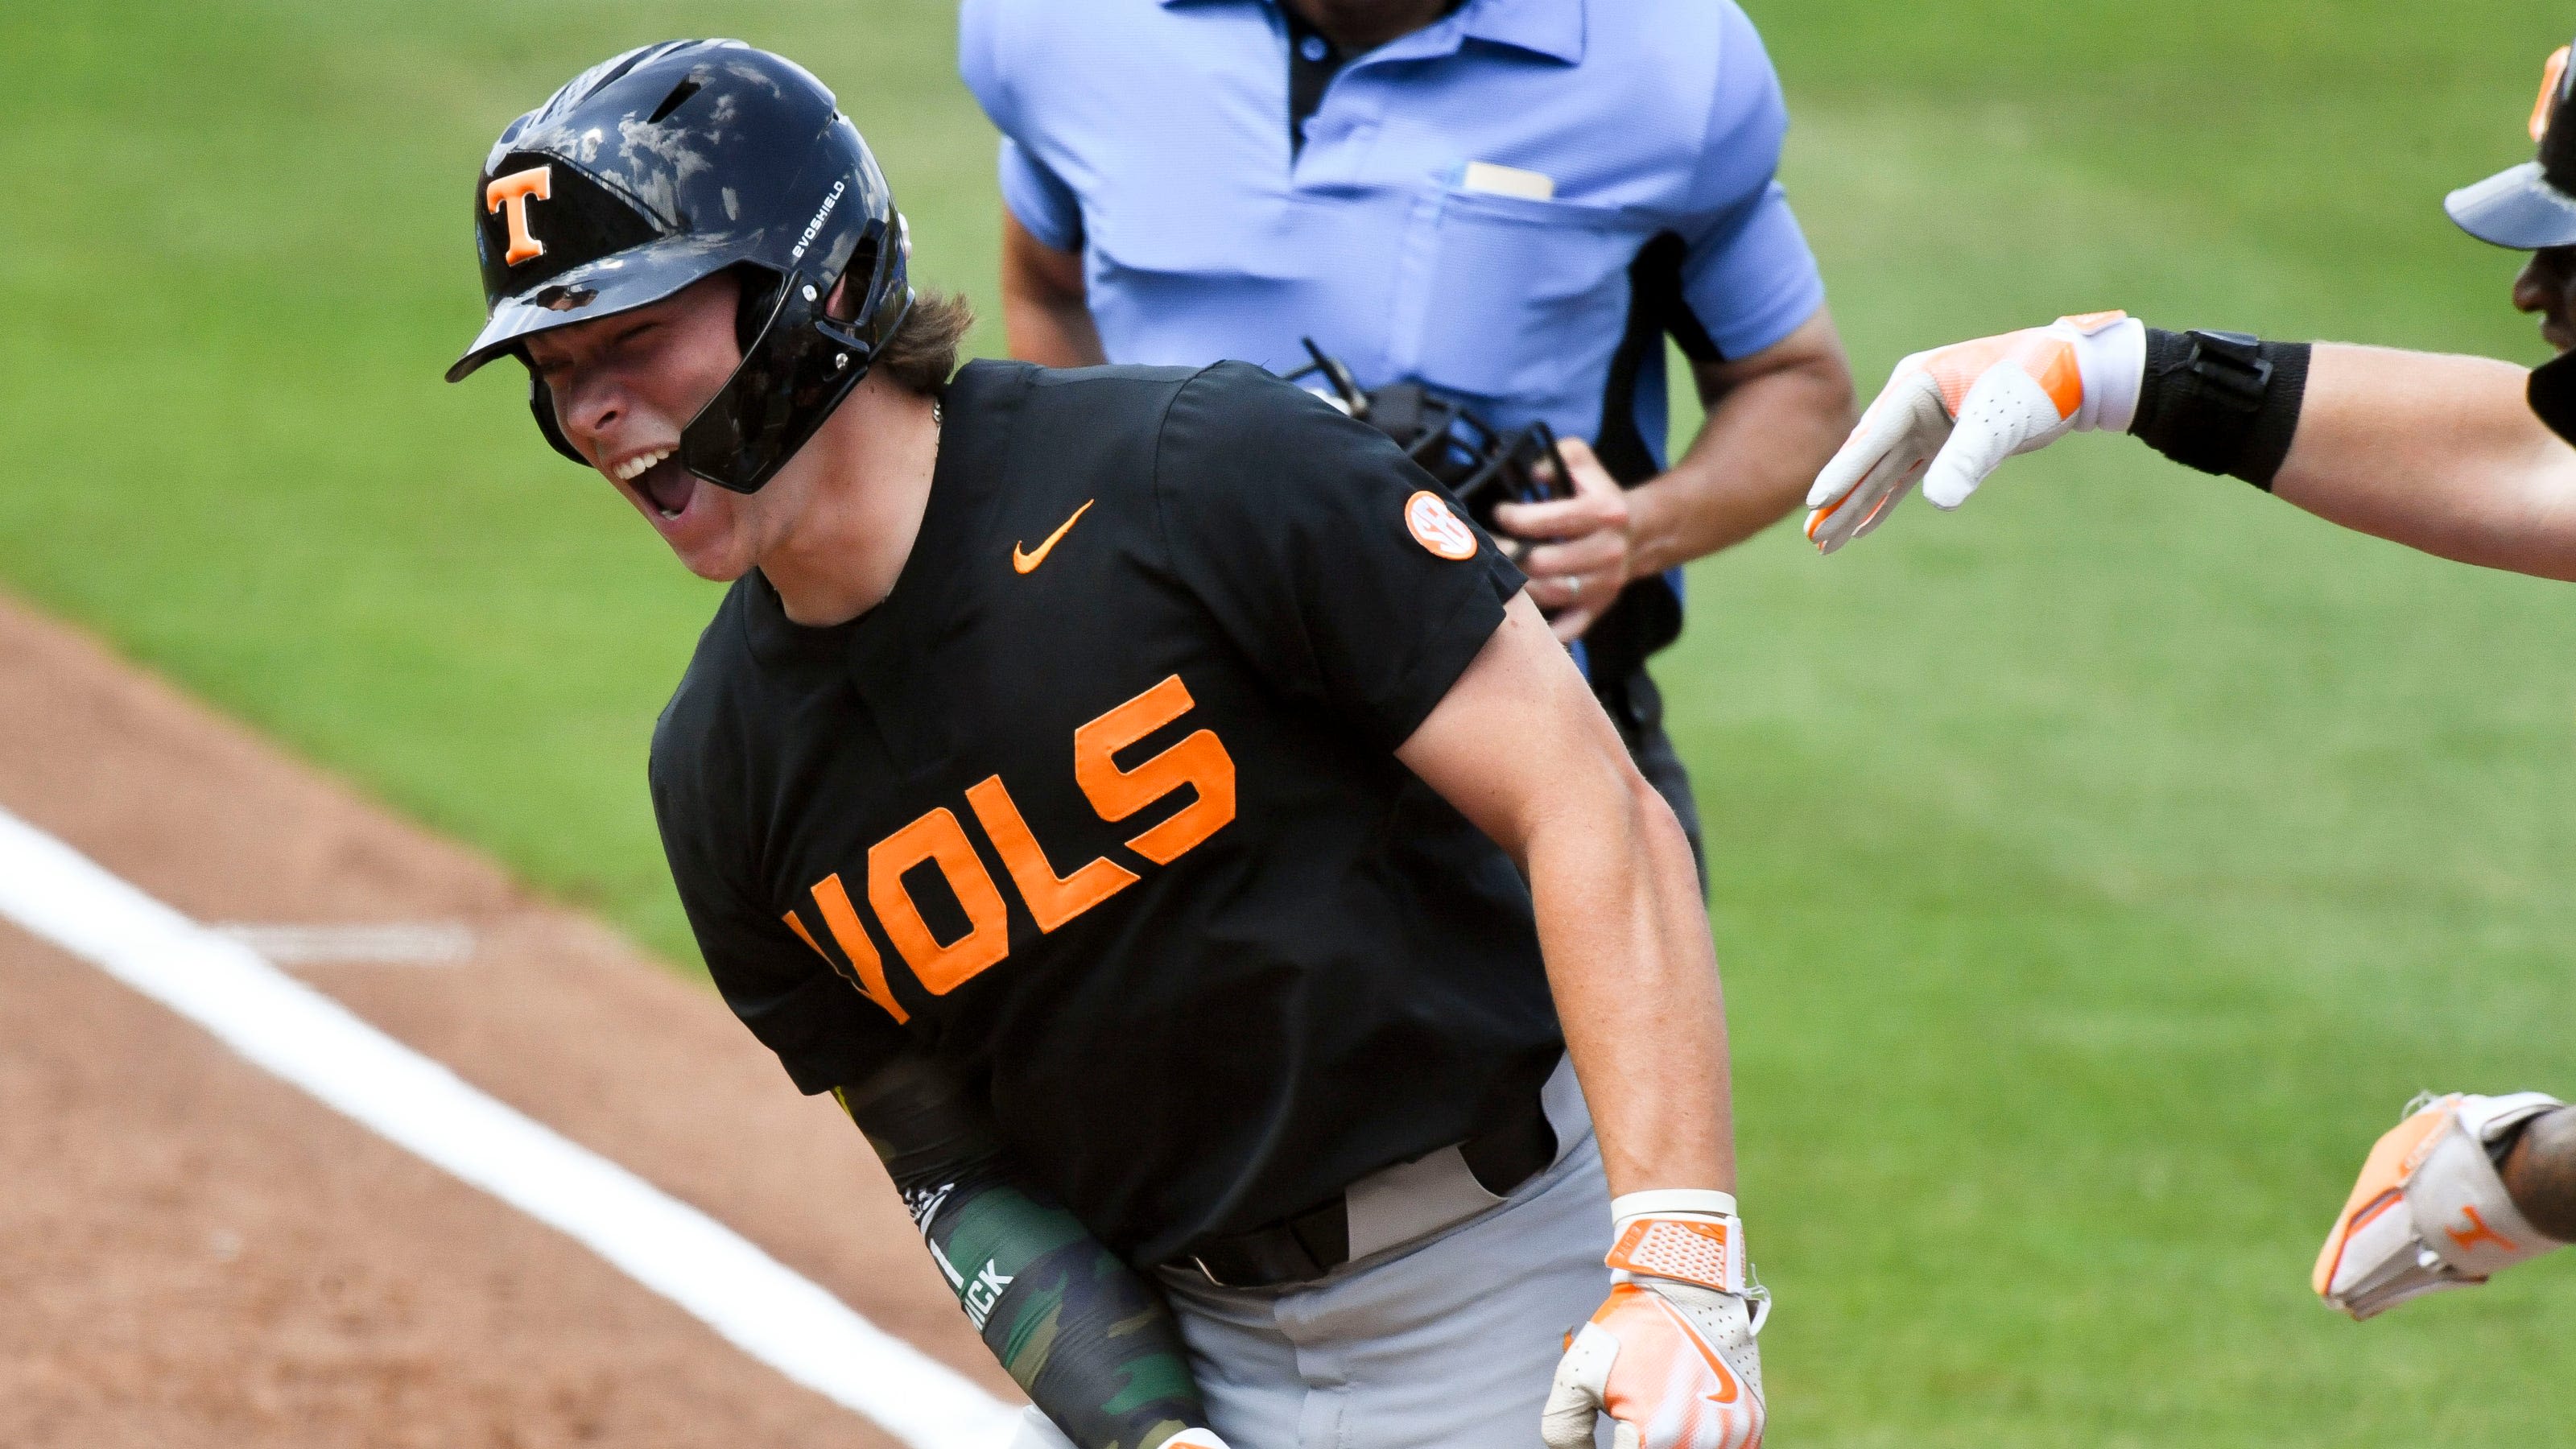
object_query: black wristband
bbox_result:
[2128,328,2311,490]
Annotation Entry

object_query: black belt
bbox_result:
[1182,1083,1558,1290]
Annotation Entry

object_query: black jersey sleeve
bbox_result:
[1150,361,1529,752]
[650,720,910,1095]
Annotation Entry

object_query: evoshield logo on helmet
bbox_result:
[791,181,847,262]
[485,165,553,266]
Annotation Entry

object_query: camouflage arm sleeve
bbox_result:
[834,1055,1207,1449]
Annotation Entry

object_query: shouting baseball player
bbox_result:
[1800,35,2576,1320]
[448,41,1765,1449]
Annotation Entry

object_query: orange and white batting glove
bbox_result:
[1541,1190,1766,1449]
[2314,1091,2566,1321]
[1804,312,2146,554]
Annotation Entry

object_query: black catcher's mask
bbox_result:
[1280,341,1571,532]
[444,40,913,493]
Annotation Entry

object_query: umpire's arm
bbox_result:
[1001,212,1107,369]
[1397,591,1736,1195]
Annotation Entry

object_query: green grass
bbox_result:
[5,1,2573,1443]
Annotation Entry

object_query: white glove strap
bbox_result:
[2057,313,2146,434]
[1610,1189,1737,1222]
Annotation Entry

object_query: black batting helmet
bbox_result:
[2447,39,2576,250]
[444,40,912,493]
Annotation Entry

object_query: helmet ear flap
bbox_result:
[528,374,588,464]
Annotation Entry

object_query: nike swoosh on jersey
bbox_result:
[1013,499,1096,574]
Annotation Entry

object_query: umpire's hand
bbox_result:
[1494,436,1632,642]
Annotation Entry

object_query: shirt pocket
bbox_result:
[1393,187,1649,402]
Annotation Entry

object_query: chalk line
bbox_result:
[0,806,1020,1449]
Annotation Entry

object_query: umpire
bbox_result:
[963,0,1858,875]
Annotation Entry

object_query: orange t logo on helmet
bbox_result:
[485,165,553,266]
[2532,45,2570,143]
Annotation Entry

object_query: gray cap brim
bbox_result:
[2446,160,2576,250]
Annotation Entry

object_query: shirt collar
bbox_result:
[1455,0,1583,64]
[1158,0,1587,66]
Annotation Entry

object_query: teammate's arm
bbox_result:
[1001,211,1107,369]
[1803,315,2576,580]
[2270,345,2576,579]
[833,1051,1212,1449]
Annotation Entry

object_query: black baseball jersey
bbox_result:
[650,359,1564,1266]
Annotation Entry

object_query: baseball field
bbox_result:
[5,0,2571,1443]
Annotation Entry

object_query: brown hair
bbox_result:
[875,287,976,394]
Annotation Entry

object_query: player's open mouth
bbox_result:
[618,450,697,521]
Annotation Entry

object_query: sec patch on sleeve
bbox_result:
[1405,490,1480,561]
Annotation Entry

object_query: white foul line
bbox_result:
[0,807,1019,1449]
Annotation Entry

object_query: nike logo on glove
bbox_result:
[1013,499,1095,574]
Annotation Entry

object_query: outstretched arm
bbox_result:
[834,1051,1211,1449]
[2272,345,2576,579]
[1804,316,2576,580]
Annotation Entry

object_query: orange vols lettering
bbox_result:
[1073,675,1237,865]
[964,775,1138,931]
[485,164,553,266]
[2446,1204,2520,1256]
[869,807,1012,993]
[789,880,908,1024]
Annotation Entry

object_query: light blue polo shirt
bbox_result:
[958,0,1827,477]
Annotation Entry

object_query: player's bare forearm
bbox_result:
[835,1055,1206,1449]
[1397,593,1736,1195]
[1626,308,1856,576]
[2271,344,2576,580]
[1002,209,1108,369]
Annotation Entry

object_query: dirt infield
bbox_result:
[0,597,1018,1447]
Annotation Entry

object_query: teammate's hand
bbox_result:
[1541,1191,1765,1449]
[1494,436,1632,642]
[1803,312,2145,554]
[2314,1091,2567,1320]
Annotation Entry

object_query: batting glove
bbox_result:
[1804,312,2145,554]
[2314,1091,2567,1320]
[1541,1190,1766,1449]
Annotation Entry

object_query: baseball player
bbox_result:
[1799,35,2576,1319]
[961,0,1859,886]
[448,41,1765,1449]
